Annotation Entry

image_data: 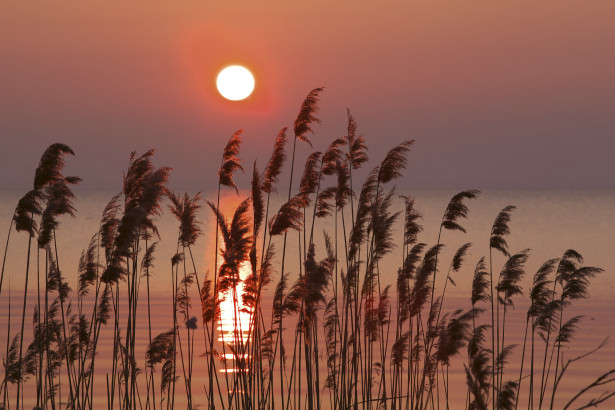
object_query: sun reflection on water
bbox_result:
[216,260,253,373]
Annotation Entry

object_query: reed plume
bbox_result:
[401,195,423,247]
[168,191,203,248]
[435,308,475,366]
[2,93,613,410]
[218,130,244,193]
[345,110,369,171]
[261,128,288,194]
[13,190,42,236]
[33,143,75,190]
[12,143,78,409]
[472,258,491,307]
[298,151,323,203]
[490,206,516,257]
[488,204,515,407]
[441,190,481,233]
[286,241,335,324]
[294,88,324,146]
[315,186,337,219]
[77,234,100,298]
[321,138,346,176]
[466,324,492,410]
[377,139,414,184]
[269,195,305,236]
[410,244,441,318]
[496,249,529,308]
[208,198,252,293]
[38,178,81,249]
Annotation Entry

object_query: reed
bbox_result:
[1,92,613,410]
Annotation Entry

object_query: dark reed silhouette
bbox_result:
[1,92,613,410]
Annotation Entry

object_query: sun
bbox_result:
[216,65,255,101]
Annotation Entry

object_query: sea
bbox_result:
[0,189,613,409]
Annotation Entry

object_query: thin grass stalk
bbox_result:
[548,305,566,409]
[109,281,120,408]
[81,277,105,409]
[208,181,222,409]
[2,281,11,408]
[529,317,535,410]
[123,241,137,409]
[275,129,299,410]
[35,238,43,407]
[538,257,569,408]
[16,221,33,410]
[52,232,80,408]
[44,248,55,409]
[181,247,193,407]
[144,236,155,409]
[516,318,533,410]
[500,304,508,394]
[186,247,219,407]
[489,249,497,410]
[171,247,180,410]
[0,220,13,300]
[78,200,114,409]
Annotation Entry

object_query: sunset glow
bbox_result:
[2,2,615,409]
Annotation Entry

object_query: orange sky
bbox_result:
[1,1,614,190]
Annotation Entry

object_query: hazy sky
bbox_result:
[1,1,614,191]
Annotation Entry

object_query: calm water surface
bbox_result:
[0,189,613,408]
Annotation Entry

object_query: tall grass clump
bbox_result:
[1,90,614,410]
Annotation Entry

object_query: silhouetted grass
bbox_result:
[1,90,613,410]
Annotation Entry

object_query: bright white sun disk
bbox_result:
[216,65,255,101]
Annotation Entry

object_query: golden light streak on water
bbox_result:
[217,260,252,345]
[211,192,254,376]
